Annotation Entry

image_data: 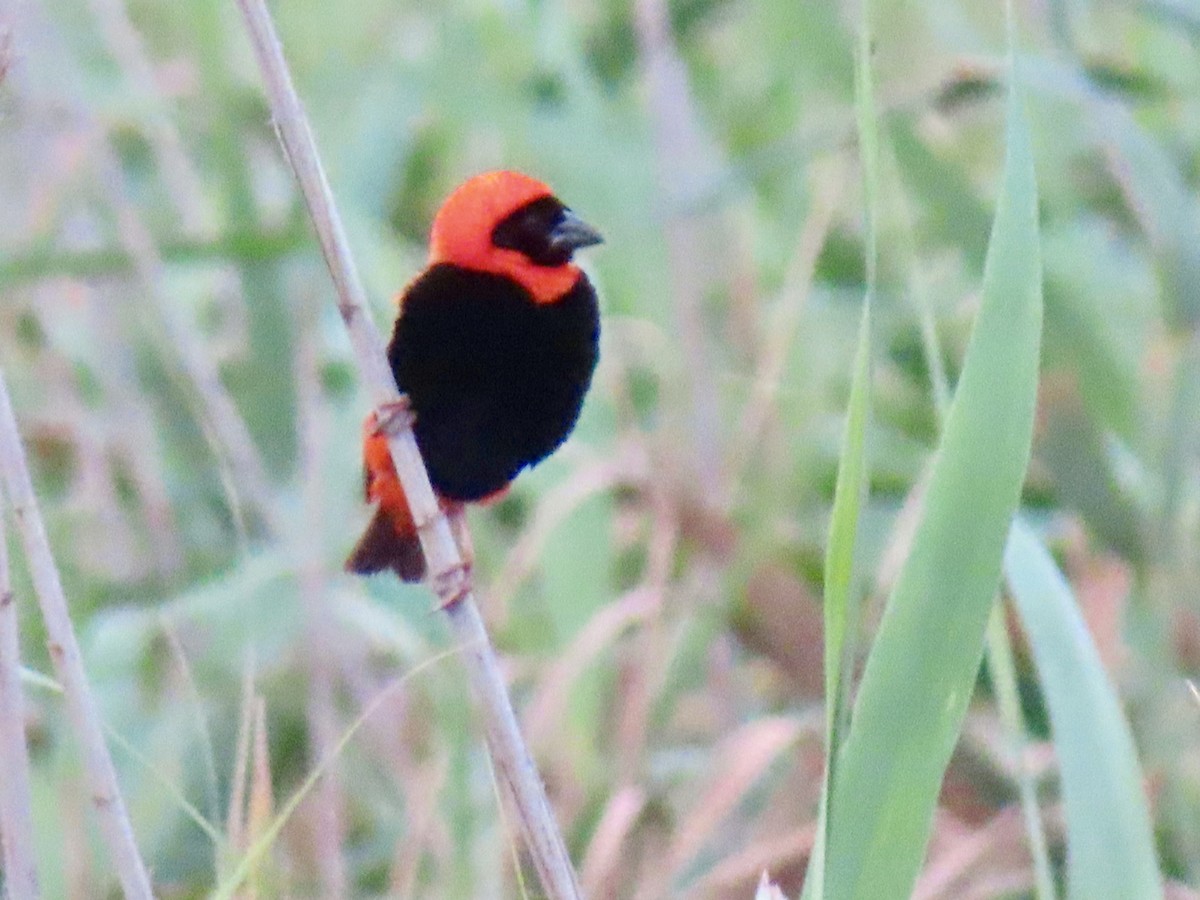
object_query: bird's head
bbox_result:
[429,170,603,304]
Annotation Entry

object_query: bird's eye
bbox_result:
[491,197,574,267]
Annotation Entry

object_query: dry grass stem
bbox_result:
[296,314,348,897]
[246,696,275,897]
[0,489,40,898]
[693,825,816,896]
[96,145,282,538]
[491,454,631,614]
[633,0,725,486]
[84,0,213,233]
[914,807,1029,900]
[525,587,655,752]
[159,618,222,828]
[660,717,801,886]
[8,0,272,542]
[88,304,185,576]
[580,785,647,895]
[225,662,257,861]
[388,755,451,897]
[727,158,845,492]
[232,0,582,895]
[0,371,153,899]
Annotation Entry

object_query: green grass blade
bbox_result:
[823,0,879,811]
[823,304,872,789]
[973,9,1054,896]
[806,301,872,900]
[855,7,879,296]
[19,666,225,848]
[824,81,1043,899]
[209,645,462,900]
[19,666,64,693]
[804,6,877,895]
[890,67,1056,900]
[1004,522,1164,900]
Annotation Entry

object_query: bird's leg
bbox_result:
[427,501,474,608]
[369,394,414,437]
[445,502,475,575]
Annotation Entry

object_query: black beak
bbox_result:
[549,209,604,255]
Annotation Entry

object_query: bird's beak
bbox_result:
[549,209,604,254]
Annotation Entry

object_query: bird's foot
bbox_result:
[367,395,415,437]
[446,503,475,576]
[430,503,475,609]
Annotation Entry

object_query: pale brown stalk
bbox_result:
[0,371,153,899]
[726,158,846,495]
[8,0,273,543]
[83,0,214,234]
[245,696,274,899]
[657,717,802,893]
[86,301,185,576]
[232,0,582,895]
[387,755,451,897]
[692,826,816,896]
[633,0,725,486]
[96,144,283,539]
[579,785,646,896]
[295,307,348,898]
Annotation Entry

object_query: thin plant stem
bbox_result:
[0,371,154,899]
[0,225,305,289]
[725,158,844,498]
[96,144,283,540]
[83,0,213,234]
[231,0,583,895]
[986,607,1057,900]
[0,488,40,898]
[212,646,463,900]
[632,0,724,487]
[295,304,348,898]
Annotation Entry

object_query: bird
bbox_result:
[346,170,603,582]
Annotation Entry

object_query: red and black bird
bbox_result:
[346,171,603,581]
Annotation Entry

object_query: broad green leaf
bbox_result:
[1004,522,1163,900]
[824,82,1042,899]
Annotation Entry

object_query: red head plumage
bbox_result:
[429,170,598,304]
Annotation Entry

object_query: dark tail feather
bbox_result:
[345,508,426,582]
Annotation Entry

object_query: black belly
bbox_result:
[387,263,600,502]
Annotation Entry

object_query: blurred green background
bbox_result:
[1,0,1199,896]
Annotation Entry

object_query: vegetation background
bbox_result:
[0,0,1198,896]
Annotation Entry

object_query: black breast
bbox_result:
[387,263,600,502]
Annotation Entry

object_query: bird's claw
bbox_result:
[430,505,475,609]
[431,562,472,609]
[368,396,415,437]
